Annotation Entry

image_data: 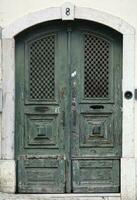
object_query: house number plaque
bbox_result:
[66,8,70,16]
[61,2,75,20]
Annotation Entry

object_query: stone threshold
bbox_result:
[0,193,121,200]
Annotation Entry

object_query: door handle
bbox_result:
[72,100,76,126]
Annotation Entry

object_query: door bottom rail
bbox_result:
[0,192,121,200]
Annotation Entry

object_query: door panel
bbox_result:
[70,24,122,193]
[71,29,122,158]
[24,113,59,148]
[17,159,65,193]
[16,24,68,193]
[79,111,114,148]
[15,21,122,193]
[72,159,120,193]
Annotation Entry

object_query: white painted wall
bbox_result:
[0,0,136,27]
[0,0,137,30]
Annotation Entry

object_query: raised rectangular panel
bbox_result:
[17,158,65,193]
[25,114,59,148]
[72,159,120,193]
[79,112,114,148]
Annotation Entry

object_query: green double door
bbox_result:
[15,21,122,193]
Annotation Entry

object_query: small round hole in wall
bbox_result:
[124,91,133,99]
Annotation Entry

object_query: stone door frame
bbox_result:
[0,3,136,200]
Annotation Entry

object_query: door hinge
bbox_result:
[0,88,2,112]
[135,89,137,100]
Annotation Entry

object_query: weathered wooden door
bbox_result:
[15,21,122,193]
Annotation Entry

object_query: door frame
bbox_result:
[0,3,136,200]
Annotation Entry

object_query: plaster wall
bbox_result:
[0,0,137,29]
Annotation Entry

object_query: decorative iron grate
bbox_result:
[29,35,55,100]
[84,33,110,98]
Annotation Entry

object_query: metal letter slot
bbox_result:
[35,107,49,112]
[90,105,104,110]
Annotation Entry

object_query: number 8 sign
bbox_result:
[66,8,70,16]
[61,2,74,20]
